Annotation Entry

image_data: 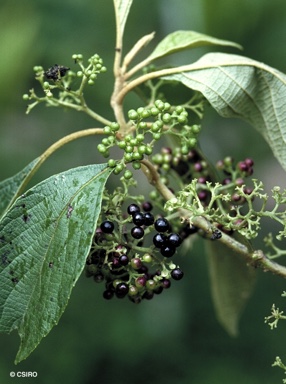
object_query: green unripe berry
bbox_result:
[90,73,97,80]
[97,144,107,153]
[188,138,197,148]
[145,146,152,155]
[162,113,172,123]
[110,122,120,131]
[138,121,147,130]
[101,138,110,146]
[136,134,144,142]
[100,66,107,73]
[164,102,171,111]
[128,285,139,296]
[146,279,156,290]
[88,79,94,86]
[128,109,139,120]
[191,124,201,134]
[114,164,124,174]
[177,114,187,124]
[124,153,133,162]
[181,145,189,155]
[152,133,161,140]
[132,152,144,161]
[150,107,160,116]
[124,170,133,180]
[125,145,133,153]
[23,94,29,100]
[132,161,141,170]
[108,159,117,168]
[77,71,83,77]
[138,145,147,154]
[151,122,161,133]
[141,109,151,118]
[143,254,152,263]
[103,126,112,134]
[162,163,170,171]
[130,138,138,146]
[175,106,184,114]
[137,107,145,115]
[155,99,165,111]
[118,141,126,149]
[152,153,164,164]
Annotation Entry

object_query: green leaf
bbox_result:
[0,163,112,363]
[206,235,256,336]
[147,31,242,62]
[113,0,133,40]
[0,157,40,219]
[162,52,286,171]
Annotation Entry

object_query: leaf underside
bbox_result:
[0,163,112,363]
[163,53,286,171]
[0,157,40,219]
[147,30,242,62]
[206,237,256,336]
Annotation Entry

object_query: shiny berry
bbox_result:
[127,203,140,216]
[100,220,114,233]
[132,212,146,226]
[161,245,176,257]
[154,217,170,233]
[115,282,129,298]
[143,212,154,226]
[171,268,184,280]
[167,233,182,247]
[130,257,142,270]
[131,226,145,239]
[153,233,167,248]
[119,255,129,266]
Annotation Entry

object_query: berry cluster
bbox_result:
[23,53,107,109]
[96,100,201,180]
[85,202,186,303]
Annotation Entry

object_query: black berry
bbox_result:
[171,268,184,280]
[153,233,167,248]
[131,226,145,239]
[167,233,182,247]
[132,212,146,226]
[119,254,129,266]
[143,212,154,226]
[115,282,129,298]
[160,245,176,258]
[103,289,114,300]
[142,201,153,212]
[154,217,170,233]
[100,220,114,234]
[127,203,140,216]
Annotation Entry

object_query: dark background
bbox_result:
[1,1,286,383]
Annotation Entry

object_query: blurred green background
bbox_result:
[1,0,286,383]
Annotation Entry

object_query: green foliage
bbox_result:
[163,53,286,172]
[0,164,111,363]
[1,2,286,380]
[206,235,256,336]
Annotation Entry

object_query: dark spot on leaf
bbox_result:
[21,204,26,209]
[11,277,19,284]
[9,270,14,275]
[50,297,54,302]
[67,204,73,219]
[49,262,53,268]
[22,213,31,223]
[0,235,5,243]
[1,251,10,266]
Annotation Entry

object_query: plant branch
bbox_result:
[140,158,286,279]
